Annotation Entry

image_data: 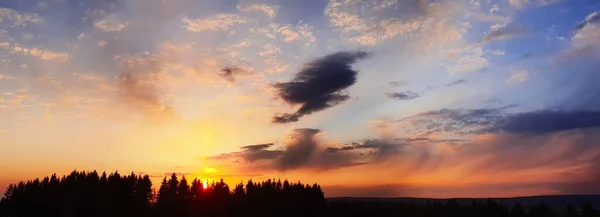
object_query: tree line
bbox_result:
[0,170,599,217]
[0,170,324,217]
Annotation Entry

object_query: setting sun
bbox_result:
[202,180,208,189]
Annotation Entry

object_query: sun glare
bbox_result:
[203,167,218,173]
[202,180,208,189]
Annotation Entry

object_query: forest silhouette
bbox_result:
[1,170,599,217]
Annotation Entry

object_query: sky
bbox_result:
[0,0,600,198]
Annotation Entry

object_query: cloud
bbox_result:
[275,25,317,44]
[348,19,422,46]
[388,80,407,87]
[574,11,600,31]
[487,49,505,56]
[324,0,461,47]
[208,143,283,163]
[468,13,510,23]
[324,129,600,197]
[258,44,281,57]
[463,130,600,193]
[241,143,276,152]
[509,0,563,9]
[327,139,404,162]
[207,129,406,172]
[220,67,253,83]
[272,51,372,123]
[0,8,44,25]
[478,24,529,44]
[278,128,321,170]
[490,4,500,13]
[182,14,249,32]
[116,55,176,119]
[241,143,284,163]
[94,15,128,32]
[507,69,529,84]
[447,47,490,74]
[446,79,467,87]
[508,0,529,9]
[385,91,420,100]
[559,11,600,61]
[491,110,600,134]
[0,42,69,61]
[394,107,600,136]
[237,4,277,18]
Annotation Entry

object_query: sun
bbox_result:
[202,180,208,189]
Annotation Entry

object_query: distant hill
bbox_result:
[327,195,600,211]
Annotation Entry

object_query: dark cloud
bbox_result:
[385,91,420,100]
[446,79,466,87]
[207,129,351,171]
[208,129,408,172]
[243,145,283,163]
[358,139,403,161]
[396,106,600,136]
[278,128,321,170]
[478,25,529,44]
[272,51,372,123]
[485,98,504,105]
[276,128,372,171]
[220,67,252,82]
[574,11,600,31]
[388,80,408,87]
[521,53,533,60]
[208,143,283,163]
[240,143,275,152]
[491,110,600,134]
[324,139,405,163]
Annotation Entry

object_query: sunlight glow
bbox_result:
[202,180,208,189]
[203,167,218,173]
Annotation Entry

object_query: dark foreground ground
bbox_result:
[329,195,600,211]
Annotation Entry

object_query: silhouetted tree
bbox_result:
[3,170,599,217]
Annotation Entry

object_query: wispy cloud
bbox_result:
[509,0,563,9]
[385,91,420,101]
[446,79,467,87]
[468,13,510,23]
[388,80,407,87]
[237,4,278,18]
[507,69,529,84]
[116,54,177,120]
[0,42,69,61]
[325,0,462,47]
[182,14,249,33]
[478,24,529,44]
[94,15,128,32]
[0,8,44,25]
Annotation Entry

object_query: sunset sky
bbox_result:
[1,0,600,198]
